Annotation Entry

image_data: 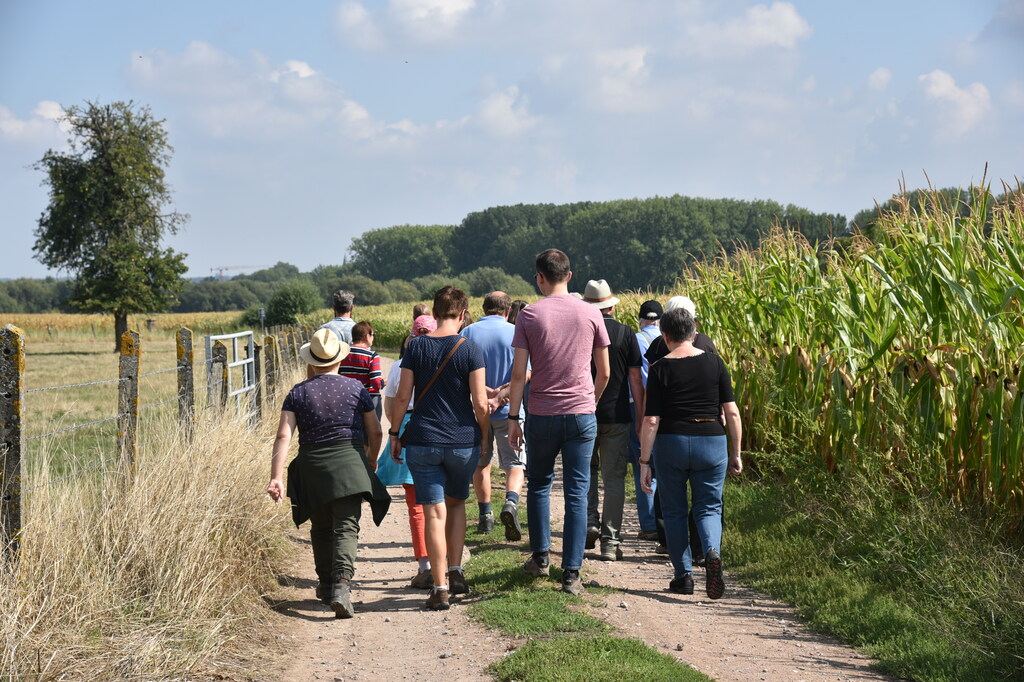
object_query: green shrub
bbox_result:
[265,280,322,326]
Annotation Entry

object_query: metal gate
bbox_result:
[204,331,256,417]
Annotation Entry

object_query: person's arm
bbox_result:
[506,348,530,450]
[592,345,610,404]
[267,410,297,503]
[469,367,492,466]
[627,366,644,436]
[388,368,414,462]
[363,409,382,470]
[723,401,743,476]
[638,415,659,494]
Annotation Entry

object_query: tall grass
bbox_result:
[1,397,295,678]
[4,312,246,343]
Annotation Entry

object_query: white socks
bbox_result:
[418,557,430,572]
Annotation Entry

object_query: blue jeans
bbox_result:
[405,445,480,505]
[525,413,597,570]
[654,433,727,577]
[628,403,657,532]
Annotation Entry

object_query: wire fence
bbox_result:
[24,377,127,393]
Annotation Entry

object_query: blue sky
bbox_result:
[1,0,1021,279]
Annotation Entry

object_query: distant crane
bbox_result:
[210,265,270,281]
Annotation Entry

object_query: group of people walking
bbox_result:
[266,249,743,618]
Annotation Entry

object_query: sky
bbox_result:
[1,0,1022,279]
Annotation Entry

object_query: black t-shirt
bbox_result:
[593,314,643,424]
[282,374,375,445]
[402,335,486,448]
[644,332,718,365]
[645,353,735,436]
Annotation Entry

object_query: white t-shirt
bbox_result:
[383,358,415,403]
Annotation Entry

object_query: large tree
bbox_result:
[33,101,188,349]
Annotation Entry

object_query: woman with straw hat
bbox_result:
[267,328,391,619]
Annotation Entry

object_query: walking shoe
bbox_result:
[315,581,333,605]
[561,569,584,596]
[585,526,601,550]
[705,548,725,600]
[425,587,450,611]
[500,501,522,542]
[669,574,695,594]
[692,551,706,568]
[637,529,660,542]
[477,513,495,534]
[409,569,434,590]
[598,542,623,562]
[654,543,669,555]
[522,554,550,577]
[330,580,354,619]
[448,569,469,595]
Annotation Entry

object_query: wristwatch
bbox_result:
[388,430,401,437]
[507,414,520,421]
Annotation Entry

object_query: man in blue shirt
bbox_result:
[319,290,356,344]
[461,291,528,542]
[631,300,662,541]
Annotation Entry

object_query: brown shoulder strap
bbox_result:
[413,337,466,410]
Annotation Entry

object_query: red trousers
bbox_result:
[403,484,427,560]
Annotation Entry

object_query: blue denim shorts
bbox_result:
[405,444,480,505]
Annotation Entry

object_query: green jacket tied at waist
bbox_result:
[286,439,391,528]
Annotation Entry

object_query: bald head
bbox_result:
[483,291,512,316]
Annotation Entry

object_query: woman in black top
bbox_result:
[267,328,390,619]
[639,308,742,599]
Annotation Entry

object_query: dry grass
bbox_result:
[3,340,304,679]
[3,312,245,344]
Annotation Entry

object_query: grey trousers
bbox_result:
[308,493,363,583]
[586,422,632,546]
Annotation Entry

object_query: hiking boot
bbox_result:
[409,569,434,590]
[522,554,550,577]
[585,526,601,550]
[500,501,522,542]
[561,570,584,596]
[598,542,623,562]
[330,580,354,619]
[477,513,494,534]
[654,543,669,555]
[692,551,706,568]
[705,548,725,600]
[425,587,450,611]
[315,581,333,605]
[448,569,469,595]
[637,529,660,542]
[669,574,695,594]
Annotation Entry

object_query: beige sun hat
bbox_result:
[299,328,351,367]
[583,279,620,310]
[665,295,696,317]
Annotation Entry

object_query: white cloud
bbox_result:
[0,101,66,142]
[593,47,653,112]
[475,86,539,137]
[1004,80,1024,110]
[918,69,991,136]
[686,2,812,58]
[335,2,386,51]
[868,67,892,92]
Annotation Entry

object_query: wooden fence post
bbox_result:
[1,325,25,558]
[251,340,263,426]
[177,327,195,438]
[264,335,278,398]
[211,340,229,411]
[117,330,140,476]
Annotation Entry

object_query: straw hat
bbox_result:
[583,279,620,310]
[300,328,350,367]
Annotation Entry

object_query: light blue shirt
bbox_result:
[461,314,516,419]
[635,324,662,387]
[320,316,355,345]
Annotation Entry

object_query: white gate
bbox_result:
[204,331,256,417]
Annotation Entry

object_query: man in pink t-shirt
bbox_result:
[507,249,610,595]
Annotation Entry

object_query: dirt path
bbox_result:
[265,357,896,681]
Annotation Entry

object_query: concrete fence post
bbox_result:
[0,325,25,558]
[176,327,195,438]
[211,340,229,411]
[117,330,141,476]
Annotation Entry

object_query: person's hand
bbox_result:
[639,463,653,494]
[478,448,492,469]
[727,453,743,476]
[369,456,379,472]
[486,385,502,400]
[508,419,523,450]
[487,396,502,414]
[390,435,404,463]
[267,478,284,503]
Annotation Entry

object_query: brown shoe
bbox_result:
[599,542,623,562]
[425,588,450,611]
[409,569,434,590]
[522,554,550,577]
[330,580,354,619]
[448,569,469,595]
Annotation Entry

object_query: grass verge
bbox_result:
[724,475,1024,682]
[463,503,710,681]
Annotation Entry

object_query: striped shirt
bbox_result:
[338,346,383,395]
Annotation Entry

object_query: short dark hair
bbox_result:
[332,290,355,314]
[351,321,373,344]
[508,300,528,324]
[412,303,430,319]
[432,285,469,320]
[482,292,512,316]
[660,308,696,343]
[535,249,571,283]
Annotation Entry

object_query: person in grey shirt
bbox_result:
[320,290,356,345]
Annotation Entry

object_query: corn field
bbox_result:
[677,187,1024,518]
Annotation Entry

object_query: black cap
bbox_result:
[639,300,663,320]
